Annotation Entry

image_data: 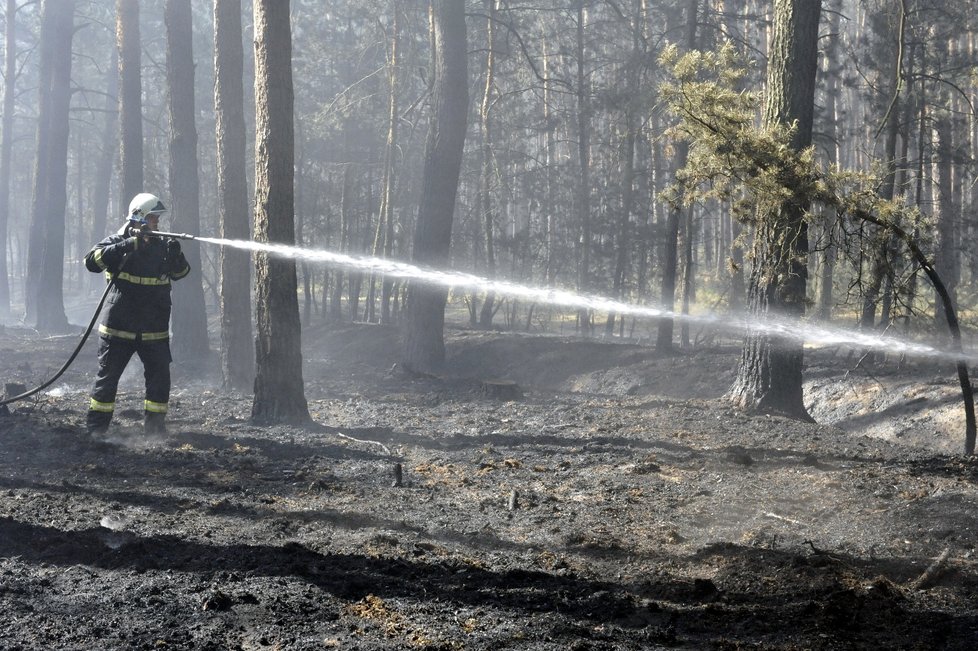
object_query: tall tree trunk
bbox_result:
[816,0,841,320]
[932,110,957,335]
[251,0,309,424]
[859,0,904,330]
[0,0,16,313]
[680,209,695,348]
[605,0,643,337]
[166,0,209,365]
[728,0,820,420]
[574,4,592,334]
[402,0,468,373]
[330,165,352,321]
[379,1,400,325]
[26,0,73,332]
[656,0,698,352]
[214,0,254,392]
[88,48,118,293]
[117,0,142,203]
[478,0,498,329]
[543,39,557,287]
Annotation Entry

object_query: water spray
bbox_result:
[196,236,977,365]
[3,234,974,412]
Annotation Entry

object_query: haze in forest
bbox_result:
[1,0,975,445]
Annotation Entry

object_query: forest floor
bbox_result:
[0,318,976,650]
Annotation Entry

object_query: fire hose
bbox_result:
[0,230,197,408]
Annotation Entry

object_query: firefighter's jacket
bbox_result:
[85,233,191,340]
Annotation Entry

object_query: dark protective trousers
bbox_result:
[86,335,172,432]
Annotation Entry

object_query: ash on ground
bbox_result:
[0,323,975,650]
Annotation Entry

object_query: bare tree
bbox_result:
[251,0,309,423]
[214,0,254,391]
[402,0,468,372]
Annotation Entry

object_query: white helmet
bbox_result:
[128,193,167,221]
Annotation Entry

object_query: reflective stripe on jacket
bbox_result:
[85,232,191,336]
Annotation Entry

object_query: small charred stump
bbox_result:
[481,380,523,401]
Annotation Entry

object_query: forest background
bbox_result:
[1,0,976,425]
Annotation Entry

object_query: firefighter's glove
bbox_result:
[125,223,149,238]
[166,238,182,256]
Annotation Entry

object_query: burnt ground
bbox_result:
[0,319,976,650]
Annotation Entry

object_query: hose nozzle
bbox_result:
[147,230,196,241]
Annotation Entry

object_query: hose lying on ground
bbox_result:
[0,274,117,408]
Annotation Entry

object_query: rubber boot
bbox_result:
[86,410,112,436]
[144,411,167,434]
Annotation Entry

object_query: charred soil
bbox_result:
[0,322,976,650]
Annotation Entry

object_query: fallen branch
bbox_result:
[334,431,392,456]
[908,547,951,590]
[764,512,805,526]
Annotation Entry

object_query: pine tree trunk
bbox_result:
[656,0,698,352]
[728,0,820,420]
[605,0,642,337]
[574,5,592,335]
[933,111,957,335]
[379,2,400,325]
[117,0,142,203]
[402,0,468,373]
[251,0,309,424]
[89,49,118,293]
[478,0,498,329]
[214,0,254,392]
[166,0,210,365]
[0,0,15,313]
[859,1,904,330]
[27,0,73,332]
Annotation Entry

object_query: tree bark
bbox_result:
[379,2,400,326]
[251,0,309,424]
[859,0,904,330]
[0,0,16,313]
[165,0,210,365]
[656,0,698,352]
[214,0,254,392]
[574,4,592,334]
[88,48,118,293]
[478,0,498,329]
[728,0,820,420]
[816,0,841,321]
[605,0,643,337]
[26,0,73,332]
[402,0,468,373]
[932,111,957,335]
[117,0,142,203]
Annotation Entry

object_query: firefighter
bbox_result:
[84,193,190,435]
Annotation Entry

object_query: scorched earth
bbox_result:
[0,322,976,650]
